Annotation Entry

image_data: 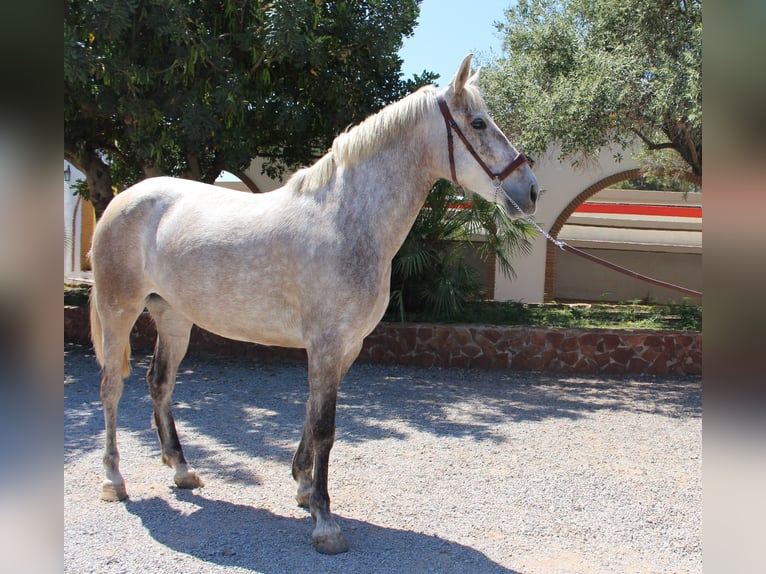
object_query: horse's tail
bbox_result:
[90,283,131,379]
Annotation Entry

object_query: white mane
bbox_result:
[332,85,438,167]
[287,85,439,193]
[285,81,490,194]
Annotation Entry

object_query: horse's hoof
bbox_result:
[174,471,204,489]
[101,481,128,501]
[312,531,349,555]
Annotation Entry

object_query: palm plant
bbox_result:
[389,180,535,321]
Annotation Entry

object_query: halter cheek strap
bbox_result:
[436,95,527,186]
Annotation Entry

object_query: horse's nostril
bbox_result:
[530,184,538,203]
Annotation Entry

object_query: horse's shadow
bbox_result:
[125,489,520,574]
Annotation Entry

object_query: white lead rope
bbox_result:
[493,178,565,249]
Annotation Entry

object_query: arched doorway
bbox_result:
[543,171,702,302]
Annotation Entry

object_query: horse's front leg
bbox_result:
[294,343,359,555]
[307,382,347,554]
[291,414,314,508]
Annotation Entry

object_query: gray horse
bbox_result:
[89,55,539,554]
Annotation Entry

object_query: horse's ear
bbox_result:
[449,54,474,96]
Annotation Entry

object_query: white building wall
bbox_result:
[64,161,87,278]
[494,145,641,303]
[241,158,285,192]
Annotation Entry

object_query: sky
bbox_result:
[398,0,515,86]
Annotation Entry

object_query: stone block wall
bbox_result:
[359,323,700,375]
[66,306,701,376]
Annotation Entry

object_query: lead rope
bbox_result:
[492,178,703,298]
[493,178,565,249]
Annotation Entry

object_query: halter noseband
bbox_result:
[436,95,527,187]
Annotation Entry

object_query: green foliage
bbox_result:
[482,0,701,176]
[64,0,427,212]
[610,173,699,193]
[388,180,535,321]
[423,299,702,331]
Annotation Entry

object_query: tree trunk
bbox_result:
[142,163,165,179]
[662,114,702,177]
[70,152,115,220]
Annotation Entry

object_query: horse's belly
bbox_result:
[155,284,306,349]
[189,305,305,349]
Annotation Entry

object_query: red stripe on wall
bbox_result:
[575,203,702,218]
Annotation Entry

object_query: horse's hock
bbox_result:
[65,305,701,376]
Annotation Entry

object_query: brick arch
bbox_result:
[542,170,702,302]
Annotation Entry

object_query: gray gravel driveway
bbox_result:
[65,343,701,573]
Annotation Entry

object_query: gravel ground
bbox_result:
[64,343,701,574]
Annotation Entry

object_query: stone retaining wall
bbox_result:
[65,306,701,376]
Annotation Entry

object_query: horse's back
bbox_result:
[91,177,246,297]
[96,177,193,237]
[94,176,275,254]
[98,176,242,223]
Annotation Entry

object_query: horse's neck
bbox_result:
[338,125,440,262]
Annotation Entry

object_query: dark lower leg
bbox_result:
[147,339,203,489]
[147,346,186,467]
[307,385,348,554]
[292,419,314,507]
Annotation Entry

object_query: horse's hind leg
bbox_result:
[145,296,203,490]
[100,357,130,501]
[94,298,145,502]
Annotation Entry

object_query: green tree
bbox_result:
[64,0,426,217]
[389,180,534,320]
[483,0,701,177]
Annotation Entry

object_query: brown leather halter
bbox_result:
[436,95,528,186]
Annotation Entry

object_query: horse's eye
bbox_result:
[471,118,487,130]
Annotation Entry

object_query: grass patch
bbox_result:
[385,300,701,331]
[66,283,701,331]
[64,283,91,307]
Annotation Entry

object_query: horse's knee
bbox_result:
[146,336,181,395]
[309,387,338,443]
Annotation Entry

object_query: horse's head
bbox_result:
[436,54,539,217]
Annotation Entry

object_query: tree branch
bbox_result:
[630,127,676,151]
[202,151,224,185]
[64,150,84,172]
[249,51,267,75]
[229,169,262,193]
